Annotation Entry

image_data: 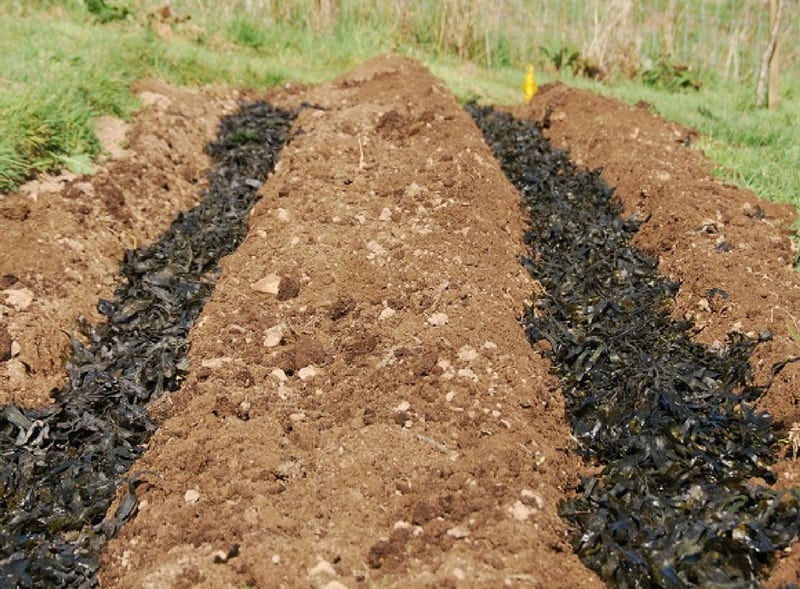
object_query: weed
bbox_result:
[641,58,702,91]
[226,17,268,50]
[84,0,129,23]
[540,45,581,73]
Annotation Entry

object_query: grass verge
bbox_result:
[0,1,798,217]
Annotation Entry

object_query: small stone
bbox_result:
[271,554,281,565]
[184,489,200,505]
[201,357,232,369]
[378,307,396,321]
[289,412,306,422]
[322,582,349,589]
[457,368,478,381]
[509,500,534,521]
[445,391,456,403]
[271,368,288,382]
[451,567,466,581]
[393,520,412,530]
[427,312,449,327]
[211,549,228,563]
[252,274,281,294]
[395,400,411,413]
[2,288,34,311]
[263,324,286,347]
[447,525,470,539]
[366,240,387,257]
[212,544,240,564]
[697,298,711,312]
[64,268,82,282]
[379,207,392,221]
[308,559,337,578]
[297,365,318,381]
[276,208,291,222]
[237,401,251,421]
[457,345,478,362]
[437,359,454,378]
[277,384,293,399]
[404,183,424,198]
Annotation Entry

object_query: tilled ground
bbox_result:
[2,56,800,588]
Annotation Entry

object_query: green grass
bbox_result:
[0,0,798,218]
[0,16,113,188]
[0,2,408,191]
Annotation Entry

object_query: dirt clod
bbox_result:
[277,275,300,300]
[0,328,12,362]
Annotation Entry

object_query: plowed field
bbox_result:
[2,56,800,588]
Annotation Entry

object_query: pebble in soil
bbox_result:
[468,103,800,588]
[0,102,297,588]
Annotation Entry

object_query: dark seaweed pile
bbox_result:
[468,104,800,588]
[0,102,296,588]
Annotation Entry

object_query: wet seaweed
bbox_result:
[0,102,296,588]
[467,103,800,588]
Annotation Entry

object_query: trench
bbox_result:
[468,104,800,588]
[0,102,296,588]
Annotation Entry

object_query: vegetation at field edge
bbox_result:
[0,0,797,216]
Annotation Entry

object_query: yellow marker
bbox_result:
[523,64,537,105]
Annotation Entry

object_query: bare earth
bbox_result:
[1,56,799,588]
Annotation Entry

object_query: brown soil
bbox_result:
[0,80,246,406]
[1,56,799,588]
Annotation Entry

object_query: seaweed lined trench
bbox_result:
[468,104,800,588]
[0,102,296,588]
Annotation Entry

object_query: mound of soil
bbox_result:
[0,81,246,406]
[2,56,799,587]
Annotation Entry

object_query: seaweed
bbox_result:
[0,102,296,588]
[467,103,800,588]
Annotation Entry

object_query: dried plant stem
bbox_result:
[585,0,639,78]
[756,0,784,109]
